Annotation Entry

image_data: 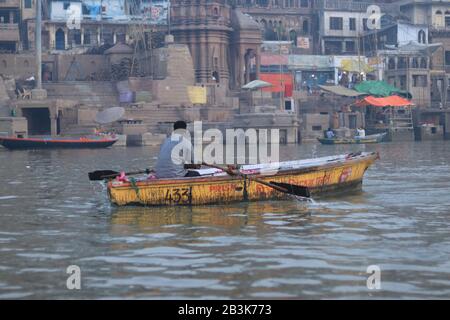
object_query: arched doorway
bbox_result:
[289,30,298,47]
[435,10,444,27]
[302,20,309,33]
[55,28,65,50]
[418,30,426,44]
[244,49,256,84]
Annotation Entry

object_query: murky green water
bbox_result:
[0,141,449,299]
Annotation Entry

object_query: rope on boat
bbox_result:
[129,177,144,204]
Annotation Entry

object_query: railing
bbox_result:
[0,23,19,30]
[0,0,20,8]
[314,0,371,11]
[430,26,450,32]
[313,0,397,12]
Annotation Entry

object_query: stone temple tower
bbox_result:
[171,0,261,90]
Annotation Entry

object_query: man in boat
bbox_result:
[356,127,366,138]
[325,128,336,139]
[154,121,201,179]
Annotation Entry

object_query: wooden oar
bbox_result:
[201,163,311,200]
[88,169,152,181]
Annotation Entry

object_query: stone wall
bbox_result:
[302,113,330,139]
[0,53,109,81]
[152,44,196,106]
[0,53,35,79]
[0,117,28,137]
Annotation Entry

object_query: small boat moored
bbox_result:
[317,133,387,145]
[0,136,118,150]
[105,151,379,207]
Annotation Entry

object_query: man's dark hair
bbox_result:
[174,121,187,130]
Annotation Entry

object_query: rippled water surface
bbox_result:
[0,141,449,299]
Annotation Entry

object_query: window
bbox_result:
[420,58,427,69]
[388,58,396,70]
[330,17,343,30]
[82,4,89,15]
[117,33,125,43]
[349,115,357,129]
[84,31,91,45]
[300,0,309,7]
[302,20,309,33]
[349,18,356,31]
[345,41,355,53]
[363,18,369,31]
[446,16,450,27]
[398,57,407,69]
[445,51,450,66]
[63,2,70,10]
[24,0,32,9]
[413,75,427,87]
[399,76,407,90]
[312,125,322,131]
[256,0,269,7]
[324,40,342,54]
[73,31,81,45]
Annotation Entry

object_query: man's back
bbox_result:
[326,130,335,139]
[154,133,191,179]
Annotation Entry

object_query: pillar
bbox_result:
[256,46,261,80]
[64,27,68,49]
[49,107,57,136]
[35,0,42,89]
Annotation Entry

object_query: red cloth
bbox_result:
[260,73,293,93]
[284,83,293,97]
[355,95,413,107]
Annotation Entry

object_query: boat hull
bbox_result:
[107,152,378,206]
[318,133,386,145]
[0,137,117,150]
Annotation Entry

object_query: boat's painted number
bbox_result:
[165,188,191,204]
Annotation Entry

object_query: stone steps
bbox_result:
[0,106,10,117]
[43,81,119,107]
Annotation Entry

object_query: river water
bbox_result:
[0,141,449,299]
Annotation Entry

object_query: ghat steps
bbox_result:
[43,81,119,107]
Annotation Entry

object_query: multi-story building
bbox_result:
[235,0,317,54]
[21,0,169,52]
[315,0,400,55]
[0,0,22,52]
[397,0,450,108]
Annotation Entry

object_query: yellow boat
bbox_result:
[107,152,379,206]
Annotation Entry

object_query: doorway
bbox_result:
[349,114,357,129]
[55,28,65,50]
[22,108,51,135]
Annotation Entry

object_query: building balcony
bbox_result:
[0,0,20,8]
[0,23,19,41]
[240,6,313,15]
[314,0,371,11]
[430,26,450,34]
[313,0,397,12]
